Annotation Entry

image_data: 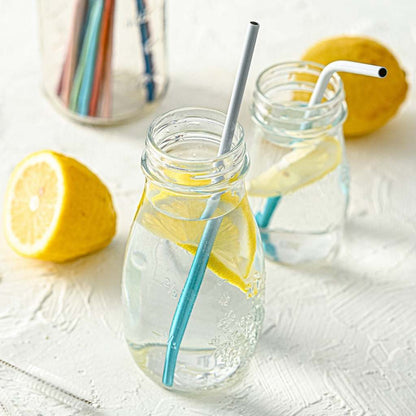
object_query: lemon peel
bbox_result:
[4,151,116,262]
[302,36,408,136]
[138,186,257,294]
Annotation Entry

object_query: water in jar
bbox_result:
[248,126,349,265]
[122,142,265,392]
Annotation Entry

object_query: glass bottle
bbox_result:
[248,61,349,265]
[122,108,265,392]
[38,0,168,125]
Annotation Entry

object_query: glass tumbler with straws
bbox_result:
[122,108,265,391]
[38,0,168,125]
[248,62,349,265]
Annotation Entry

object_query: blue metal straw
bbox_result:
[255,61,387,250]
[162,21,260,387]
[77,0,92,63]
[255,196,280,260]
[255,196,280,229]
[77,0,104,115]
[70,0,100,112]
[162,204,222,387]
[136,0,155,102]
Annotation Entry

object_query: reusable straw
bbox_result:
[77,0,104,115]
[57,52,67,97]
[69,0,100,111]
[162,21,260,387]
[256,60,387,239]
[309,60,387,105]
[77,0,93,63]
[256,196,280,228]
[59,0,88,106]
[57,0,156,118]
[0,358,98,410]
[100,6,114,117]
[136,0,156,102]
[89,0,114,116]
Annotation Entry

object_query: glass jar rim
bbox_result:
[146,107,245,165]
[143,107,248,194]
[251,61,347,140]
[255,60,345,112]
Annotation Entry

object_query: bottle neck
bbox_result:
[251,61,347,143]
[142,107,249,196]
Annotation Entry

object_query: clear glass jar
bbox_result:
[38,0,168,125]
[248,62,349,265]
[122,108,265,392]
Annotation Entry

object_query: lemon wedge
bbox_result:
[138,189,257,294]
[247,136,342,198]
[4,151,116,262]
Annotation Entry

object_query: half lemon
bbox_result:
[4,151,116,262]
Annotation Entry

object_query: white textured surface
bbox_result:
[1,0,416,414]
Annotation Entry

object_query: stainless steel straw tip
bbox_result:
[378,67,388,78]
[250,21,259,26]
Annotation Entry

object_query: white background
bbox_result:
[0,0,416,414]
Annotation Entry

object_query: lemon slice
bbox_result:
[4,151,116,262]
[138,190,257,294]
[247,136,342,198]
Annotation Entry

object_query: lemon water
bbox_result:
[122,107,265,391]
[249,161,349,264]
[122,203,265,391]
[249,62,350,265]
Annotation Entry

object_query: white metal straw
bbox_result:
[309,60,387,105]
[218,21,260,155]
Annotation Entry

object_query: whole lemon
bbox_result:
[4,151,116,262]
[302,36,408,137]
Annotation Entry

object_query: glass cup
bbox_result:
[38,0,168,125]
[122,108,265,392]
[248,62,349,265]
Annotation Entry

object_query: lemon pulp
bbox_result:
[247,136,342,198]
[4,150,116,262]
[137,188,257,294]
